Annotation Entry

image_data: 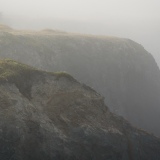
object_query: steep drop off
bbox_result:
[0,26,160,136]
[0,59,160,160]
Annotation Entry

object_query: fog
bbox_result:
[1,1,160,156]
[0,0,160,67]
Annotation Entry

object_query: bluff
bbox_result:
[0,26,160,136]
[0,59,160,160]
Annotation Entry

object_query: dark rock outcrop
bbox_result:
[0,27,160,136]
[0,59,160,160]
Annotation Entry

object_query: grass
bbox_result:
[53,71,77,82]
[0,59,41,99]
[0,59,76,81]
[0,59,36,80]
[0,59,77,99]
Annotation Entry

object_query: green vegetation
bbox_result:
[0,59,40,99]
[0,59,76,81]
[0,59,76,99]
[0,59,36,80]
[53,71,76,82]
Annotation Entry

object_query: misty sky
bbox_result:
[0,0,160,66]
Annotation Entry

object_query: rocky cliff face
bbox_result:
[0,59,160,160]
[0,26,160,136]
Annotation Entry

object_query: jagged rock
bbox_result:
[0,59,160,160]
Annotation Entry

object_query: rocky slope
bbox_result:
[0,59,160,160]
[0,25,160,136]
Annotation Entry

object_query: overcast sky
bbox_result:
[0,0,160,67]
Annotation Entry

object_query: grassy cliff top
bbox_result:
[0,59,76,99]
[0,59,75,82]
[0,24,123,40]
[0,24,12,30]
[0,59,76,82]
[0,59,37,80]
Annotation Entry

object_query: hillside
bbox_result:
[0,25,160,136]
[0,59,160,160]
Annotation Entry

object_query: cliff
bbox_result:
[0,26,160,136]
[0,59,160,160]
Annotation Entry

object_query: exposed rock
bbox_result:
[0,59,160,160]
[0,28,160,136]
